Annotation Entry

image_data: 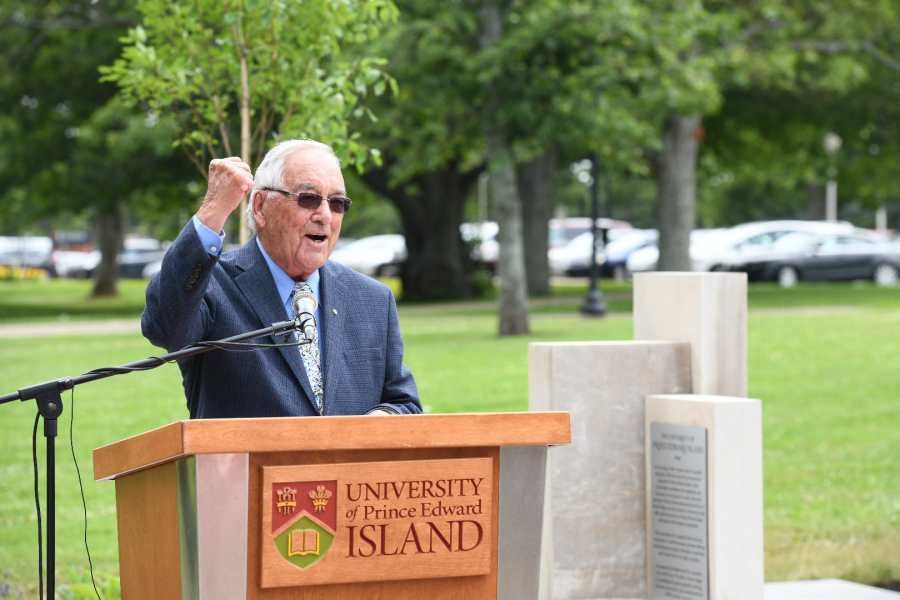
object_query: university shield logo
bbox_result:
[271,480,337,570]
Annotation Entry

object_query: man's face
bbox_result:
[254,147,345,280]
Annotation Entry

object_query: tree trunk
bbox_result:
[518,147,556,297]
[656,113,701,272]
[362,161,479,302]
[479,0,529,335]
[91,206,123,298]
[237,16,251,245]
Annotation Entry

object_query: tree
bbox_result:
[355,0,659,321]
[59,99,196,295]
[0,0,190,297]
[349,4,486,303]
[639,0,900,269]
[478,0,530,334]
[100,0,398,243]
[697,7,900,229]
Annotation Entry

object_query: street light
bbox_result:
[822,132,842,222]
[581,150,607,316]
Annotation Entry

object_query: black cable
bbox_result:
[81,338,310,377]
[69,387,101,600]
[32,411,44,600]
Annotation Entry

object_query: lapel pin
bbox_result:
[333,308,338,315]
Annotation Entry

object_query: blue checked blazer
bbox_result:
[142,222,421,418]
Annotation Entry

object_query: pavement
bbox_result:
[0,318,141,338]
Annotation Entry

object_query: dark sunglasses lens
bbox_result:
[295,193,322,210]
[328,198,351,214]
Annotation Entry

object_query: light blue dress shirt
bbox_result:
[191,215,322,325]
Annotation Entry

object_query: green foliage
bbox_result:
[58,570,120,600]
[100,0,399,172]
[695,0,900,227]
[0,0,141,230]
[0,0,203,258]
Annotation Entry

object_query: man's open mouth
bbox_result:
[306,233,326,242]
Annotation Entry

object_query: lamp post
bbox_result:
[581,150,607,316]
[823,132,842,222]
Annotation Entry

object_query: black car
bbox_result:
[734,231,900,287]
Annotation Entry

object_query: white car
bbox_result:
[461,221,499,273]
[53,250,100,278]
[627,221,859,273]
[626,229,725,273]
[329,234,407,277]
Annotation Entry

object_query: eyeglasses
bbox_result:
[262,188,352,214]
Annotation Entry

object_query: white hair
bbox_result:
[245,139,341,234]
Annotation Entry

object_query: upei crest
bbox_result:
[271,480,337,570]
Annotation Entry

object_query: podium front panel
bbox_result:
[259,457,494,587]
[246,446,501,600]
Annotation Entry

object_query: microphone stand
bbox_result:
[0,317,303,598]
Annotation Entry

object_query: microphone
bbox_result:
[291,288,318,342]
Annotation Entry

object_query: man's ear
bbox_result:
[252,190,268,228]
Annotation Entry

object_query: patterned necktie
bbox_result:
[293,281,324,412]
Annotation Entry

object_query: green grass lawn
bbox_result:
[0,278,898,596]
[0,278,150,324]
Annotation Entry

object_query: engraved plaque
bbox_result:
[650,422,709,600]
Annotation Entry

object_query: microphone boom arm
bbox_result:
[0,318,303,406]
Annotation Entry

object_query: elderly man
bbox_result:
[143,139,421,418]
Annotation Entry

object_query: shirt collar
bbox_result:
[255,237,321,316]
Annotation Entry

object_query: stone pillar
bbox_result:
[530,342,692,600]
[633,272,747,397]
[645,394,764,599]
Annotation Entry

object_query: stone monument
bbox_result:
[530,272,762,599]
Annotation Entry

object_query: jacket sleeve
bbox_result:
[371,289,422,415]
[142,222,220,352]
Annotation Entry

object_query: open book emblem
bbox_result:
[288,528,320,556]
[271,480,337,570]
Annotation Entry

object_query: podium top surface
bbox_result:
[93,411,571,481]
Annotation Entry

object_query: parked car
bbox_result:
[730,230,900,287]
[329,234,407,277]
[547,219,635,276]
[626,229,725,274]
[691,220,857,272]
[599,229,658,280]
[0,236,56,277]
[548,217,632,249]
[548,229,635,277]
[79,238,168,279]
[461,221,499,273]
[52,250,100,278]
[118,238,168,279]
[548,231,598,276]
[627,220,859,274]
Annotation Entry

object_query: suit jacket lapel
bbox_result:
[320,261,346,408]
[233,238,318,409]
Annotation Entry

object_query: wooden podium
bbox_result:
[94,412,570,600]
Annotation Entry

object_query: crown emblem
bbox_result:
[276,487,298,516]
[308,485,332,512]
